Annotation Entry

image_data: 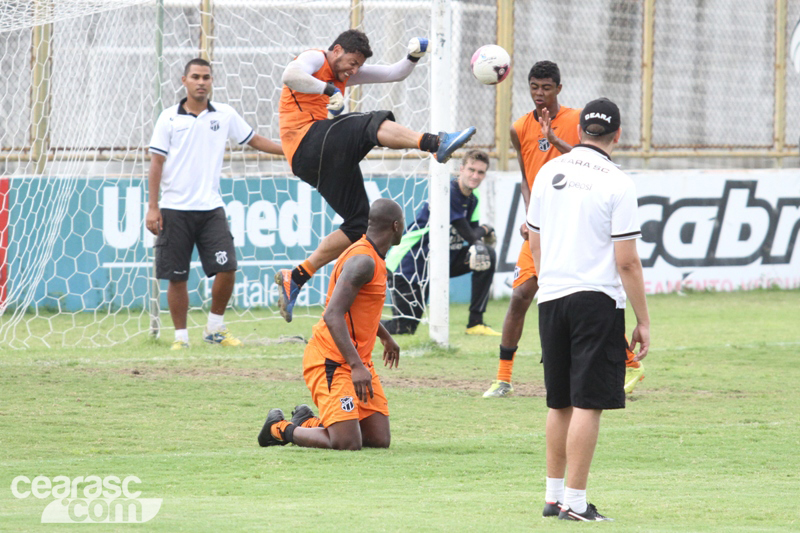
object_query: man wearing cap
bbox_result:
[527,97,650,521]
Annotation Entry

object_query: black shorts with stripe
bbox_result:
[538,291,627,410]
[291,110,395,242]
[154,207,237,281]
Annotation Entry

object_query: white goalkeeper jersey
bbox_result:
[526,144,641,309]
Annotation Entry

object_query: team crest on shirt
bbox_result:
[210,120,219,131]
[538,137,550,152]
[215,251,228,265]
[340,396,355,412]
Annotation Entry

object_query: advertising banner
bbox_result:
[489,168,800,297]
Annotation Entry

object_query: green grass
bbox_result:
[1,290,799,531]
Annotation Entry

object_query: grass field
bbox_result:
[1,290,799,531]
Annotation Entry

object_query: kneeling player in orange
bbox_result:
[258,198,404,450]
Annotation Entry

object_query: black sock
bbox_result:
[500,345,517,361]
[467,312,483,328]
[419,132,440,153]
[291,266,311,288]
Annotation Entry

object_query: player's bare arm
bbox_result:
[528,230,541,275]
[247,134,283,156]
[511,126,530,239]
[615,238,650,361]
[376,323,400,369]
[146,153,166,235]
[538,107,573,155]
[323,254,376,403]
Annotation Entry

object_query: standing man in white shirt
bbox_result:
[527,98,650,521]
[147,58,284,350]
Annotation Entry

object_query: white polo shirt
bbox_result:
[149,98,254,211]
[526,144,641,309]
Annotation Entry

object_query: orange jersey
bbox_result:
[279,50,347,169]
[513,106,581,191]
[307,236,387,365]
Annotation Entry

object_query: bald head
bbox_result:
[368,198,403,231]
[367,198,404,249]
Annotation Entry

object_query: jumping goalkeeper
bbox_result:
[275,29,476,322]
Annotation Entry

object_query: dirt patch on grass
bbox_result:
[380,376,546,397]
[95,366,302,381]
[90,366,546,396]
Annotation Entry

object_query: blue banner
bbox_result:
[5,175,434,312]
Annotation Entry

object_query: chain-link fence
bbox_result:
[2,0,797,171]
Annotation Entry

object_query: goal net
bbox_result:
[2,0,793,348]
[0,0,498,348]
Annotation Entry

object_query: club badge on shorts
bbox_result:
[538,137,550,152]
[215,250,228,265]
[340,396,355,412]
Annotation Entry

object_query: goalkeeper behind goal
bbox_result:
[381,149,500,336]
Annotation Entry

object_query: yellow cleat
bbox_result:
[203,327,243,347]
[171,340,189,350]
[483,380,514,397]
[465,324,502,336]
[624,362,645,394]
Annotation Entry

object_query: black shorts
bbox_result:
[154,207,237,281]
[538,291,627,410]
[291,110,395,242]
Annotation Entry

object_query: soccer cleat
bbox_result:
[558,503,613,521]
[203,327,243,347]
[275,269,300,323]
[483,380,514,398]
[291,404,317,427]
[624,362,645,394]
[170,340,189,350]
[543,501,561,517]
[258,408,289,447]
[435,127,476,163]
[465,324,501,336]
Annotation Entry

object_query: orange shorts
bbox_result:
[302,343,389,427]
[512,241,538,289]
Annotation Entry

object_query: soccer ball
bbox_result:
[470,45,511,85]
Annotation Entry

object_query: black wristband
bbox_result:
[323,82,337,96]
[407,54,421,63]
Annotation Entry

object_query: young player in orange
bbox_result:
[258,198,404,450]
[274,29,475,323]
[483,61,643,399]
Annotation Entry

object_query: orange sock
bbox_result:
[299,259,317,278]
[624,336,639,368]
[271,420,290,441]
[300,417,322,428]
[498,358,515,382]
[497,345,516,382]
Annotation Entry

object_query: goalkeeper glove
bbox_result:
[468,243,492,271]
[407,37,429,62]
[482,225,496,247]
[325,83,345,116]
